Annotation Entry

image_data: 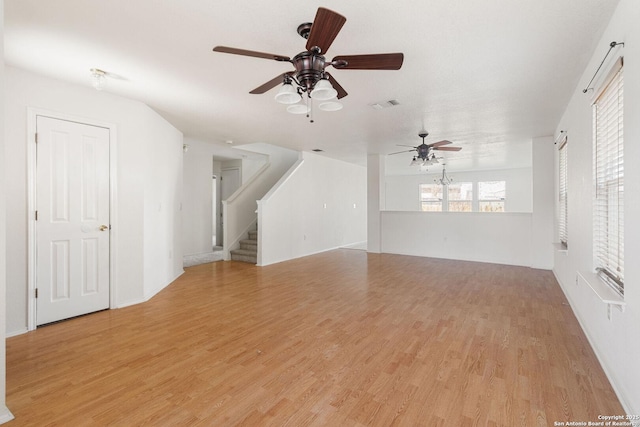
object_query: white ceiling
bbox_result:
[4,0,619,172]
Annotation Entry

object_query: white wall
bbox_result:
[367,154,385,253]
[381,211,533,266]
[531,137,554,269]
[384,167,533,212]
[259,151,367,266]
[4,67,184,334]
[182,139,217,256]
[241,157,264,185]
[143,115,183,299]
[0,1,16,422]
[553,0,640,413]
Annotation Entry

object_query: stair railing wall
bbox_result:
[256,157,305,265]
[222,146,300,261]
[222,162,270,260]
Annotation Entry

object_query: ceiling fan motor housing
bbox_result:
[297,22,313,39]
[292,51,326,92]
[417,144,430,161]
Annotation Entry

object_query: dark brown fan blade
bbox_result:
[429,140,453,147]
[213,46,290,62]
[388,149,416,155]
[325,73,348,99]
[306,7,346,54]
[433,146,462,151]
[332,53,404,70]
[250,72,292,94]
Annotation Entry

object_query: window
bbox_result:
[419,183,443,211]
[558,138,568,248]
[593,58,624,295]
[478,181,506,212]
[448,182,473,212]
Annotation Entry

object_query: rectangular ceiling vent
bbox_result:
[370,99,400,110]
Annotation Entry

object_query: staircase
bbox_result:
[230,230,257,264]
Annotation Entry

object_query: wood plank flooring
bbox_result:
[6,250,623,426]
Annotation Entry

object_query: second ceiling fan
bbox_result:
[213,7,404,107]
[390,131,462,165]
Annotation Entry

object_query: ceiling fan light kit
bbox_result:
[310,78,337,101]
[318,101,343,111]
[410,155,439,167]
[274,80,302,104]
[286,103,310,114]
[213,7,404,121]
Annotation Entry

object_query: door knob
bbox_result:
[99,225,109,231]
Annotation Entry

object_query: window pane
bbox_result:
[448,182,473,212]
[421,202,443,212]
[479,201,505,212]
[449,201,472,212]
[478,181,506,200]
[419,184,443,212]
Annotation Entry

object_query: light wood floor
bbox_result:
[6,250,623,426]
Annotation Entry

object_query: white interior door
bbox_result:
[36,116,110,325]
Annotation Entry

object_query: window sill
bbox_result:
[577,271,625,316]
[553,243,568,254]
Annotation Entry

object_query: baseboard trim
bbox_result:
[143,271,184,301]
[115,297,148,309]
[552,269,635,415]
[259,245,345,267]
[340,241,367,250]
[0,406,15,425]
[6,328,29,338]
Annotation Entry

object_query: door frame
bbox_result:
[26,108,118,331]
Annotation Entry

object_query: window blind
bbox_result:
[558,138,568,247]
[593,59,623,295]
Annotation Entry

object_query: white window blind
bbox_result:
[558,138,568,247]
[593,58,624,295]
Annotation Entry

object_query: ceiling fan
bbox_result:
[212,7,404,114]
[389,131,462,165]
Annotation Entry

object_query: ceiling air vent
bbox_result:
[312,149,324,152]
[370,99,400,110]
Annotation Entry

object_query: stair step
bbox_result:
[230,248,257,264]
[248,230,258,240]
[240,239,257,250]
